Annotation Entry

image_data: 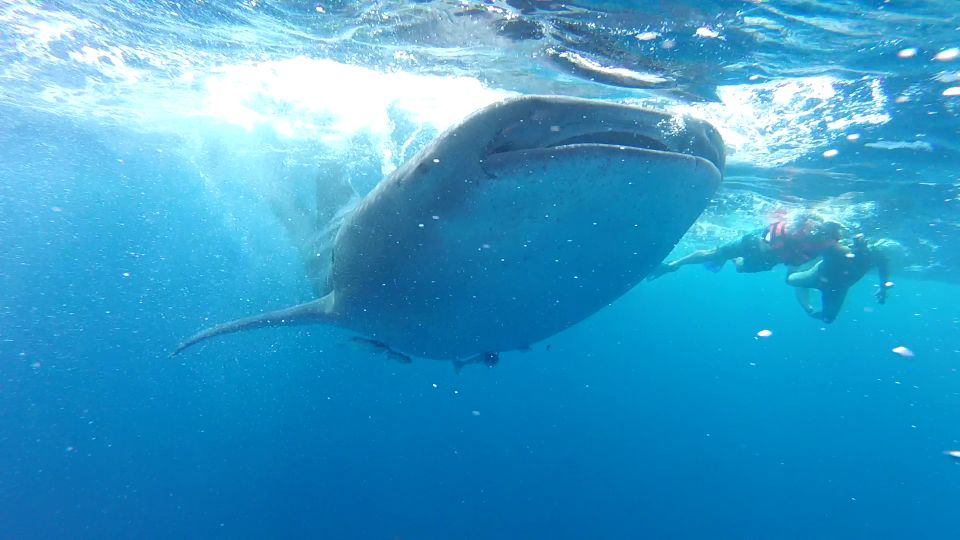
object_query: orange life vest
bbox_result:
[764,220,836,266]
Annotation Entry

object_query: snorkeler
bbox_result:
[647,212,845,280]
[786,233,893,323]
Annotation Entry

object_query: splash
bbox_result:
[670,76,890,167]
[1,1,508,145]
[196,57,508,145]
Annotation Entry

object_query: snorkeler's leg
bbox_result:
[786,263,821,288]
[650,235,748,281]
[793,288,818,318]
[647,248,716,280]
[784,263,823,318]
[819,289,849,324]
[671,248,727,267]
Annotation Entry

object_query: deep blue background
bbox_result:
[2,106,959,539]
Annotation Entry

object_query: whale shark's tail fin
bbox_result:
[172,293,337,357]
[266,160,359,297]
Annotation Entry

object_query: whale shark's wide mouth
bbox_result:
[490,130,672,154]
[479,99,725,174]
[482,126,722,179]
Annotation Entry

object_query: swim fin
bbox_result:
[703,260,726,273]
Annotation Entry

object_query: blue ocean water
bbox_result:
[2,1,960,538]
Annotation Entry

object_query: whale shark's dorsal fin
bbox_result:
[171,293,338,357]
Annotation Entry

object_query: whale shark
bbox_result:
[174,95,725,366]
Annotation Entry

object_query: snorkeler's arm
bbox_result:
[826,243,851,258]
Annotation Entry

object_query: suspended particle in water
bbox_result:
[756,329,773,338]
[934,47,959,61]
[822,149,839,158]
[695,27,720,39]
[891,345,914,358]
[897,48,918,58]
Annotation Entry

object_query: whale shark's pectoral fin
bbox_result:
[349,337,413,364]
[172,293,337,356]
[452,352,499,374]
[266,162,359,298]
